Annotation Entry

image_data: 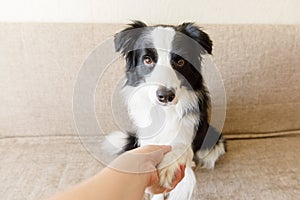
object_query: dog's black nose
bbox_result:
[156,87,175,104]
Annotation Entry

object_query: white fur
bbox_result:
[126,85,157,128]
[151,194,164,200]
[123,27,199,199]
[125,27,199,146]
[146,27,180,91]
[108,27,224,200]
[151,27,175,55]
[197,141,226,169]
[157,145,194,188]
[101,131,133,154]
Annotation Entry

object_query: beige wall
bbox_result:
[0,0,299,24]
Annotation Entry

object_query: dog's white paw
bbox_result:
[157,145,193,189]
[158,161,182,189]
[197,140,225,169]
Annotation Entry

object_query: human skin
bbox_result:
[47,145,185,200]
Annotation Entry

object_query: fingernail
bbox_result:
[161,145,172,152]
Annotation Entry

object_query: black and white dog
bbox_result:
[104,21,225,200]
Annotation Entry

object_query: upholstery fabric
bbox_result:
[0,24,299,137]
[0,23,299,200]
[0,135,299,200]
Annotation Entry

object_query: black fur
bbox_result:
[114,20,148,55]
[123,133,139,151]
[175,22,213,54]
[124,48,158,86]
[114,20,224,160]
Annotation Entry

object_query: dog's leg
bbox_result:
[157,145,194,189]
[193,122,226,169]
[196,139,226,169]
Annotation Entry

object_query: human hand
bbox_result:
[47,145,185,200]
[109,145,186,194]
[146,163,186,194]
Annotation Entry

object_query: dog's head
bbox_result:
[114,20,212,110]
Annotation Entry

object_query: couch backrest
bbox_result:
[0,23,299,137]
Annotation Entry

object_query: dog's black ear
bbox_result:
[177,22,212,54]
[114,20,147,55]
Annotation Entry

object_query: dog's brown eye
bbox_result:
[177,59,185,67]
[143,56,153,65]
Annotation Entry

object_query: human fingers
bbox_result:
[109,145,172,174]
[131,145,171,155]
[130,145,172,166]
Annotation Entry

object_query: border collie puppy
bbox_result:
[105,20,225,200]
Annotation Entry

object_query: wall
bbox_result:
[0,0,299,24]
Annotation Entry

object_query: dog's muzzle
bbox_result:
[156,86,175,104]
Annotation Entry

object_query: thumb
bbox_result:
[147,145,172,166]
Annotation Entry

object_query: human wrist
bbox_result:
[105,167,153,198]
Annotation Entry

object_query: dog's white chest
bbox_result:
[137,107,195,146]
[125,84,198,147]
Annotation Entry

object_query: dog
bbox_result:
[103,20,226,200]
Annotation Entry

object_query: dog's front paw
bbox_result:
[157,145,193,189]
[158,161,182,189]
[196,139,226,169]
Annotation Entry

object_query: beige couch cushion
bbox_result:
[0,23,300,200]
[0,23,299,137]
[1,135,299,199]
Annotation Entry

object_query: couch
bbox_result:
[0,23,299,200]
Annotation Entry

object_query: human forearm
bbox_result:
[95,167,149,200]
[47,145,183,200]
[48,167,149,200]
